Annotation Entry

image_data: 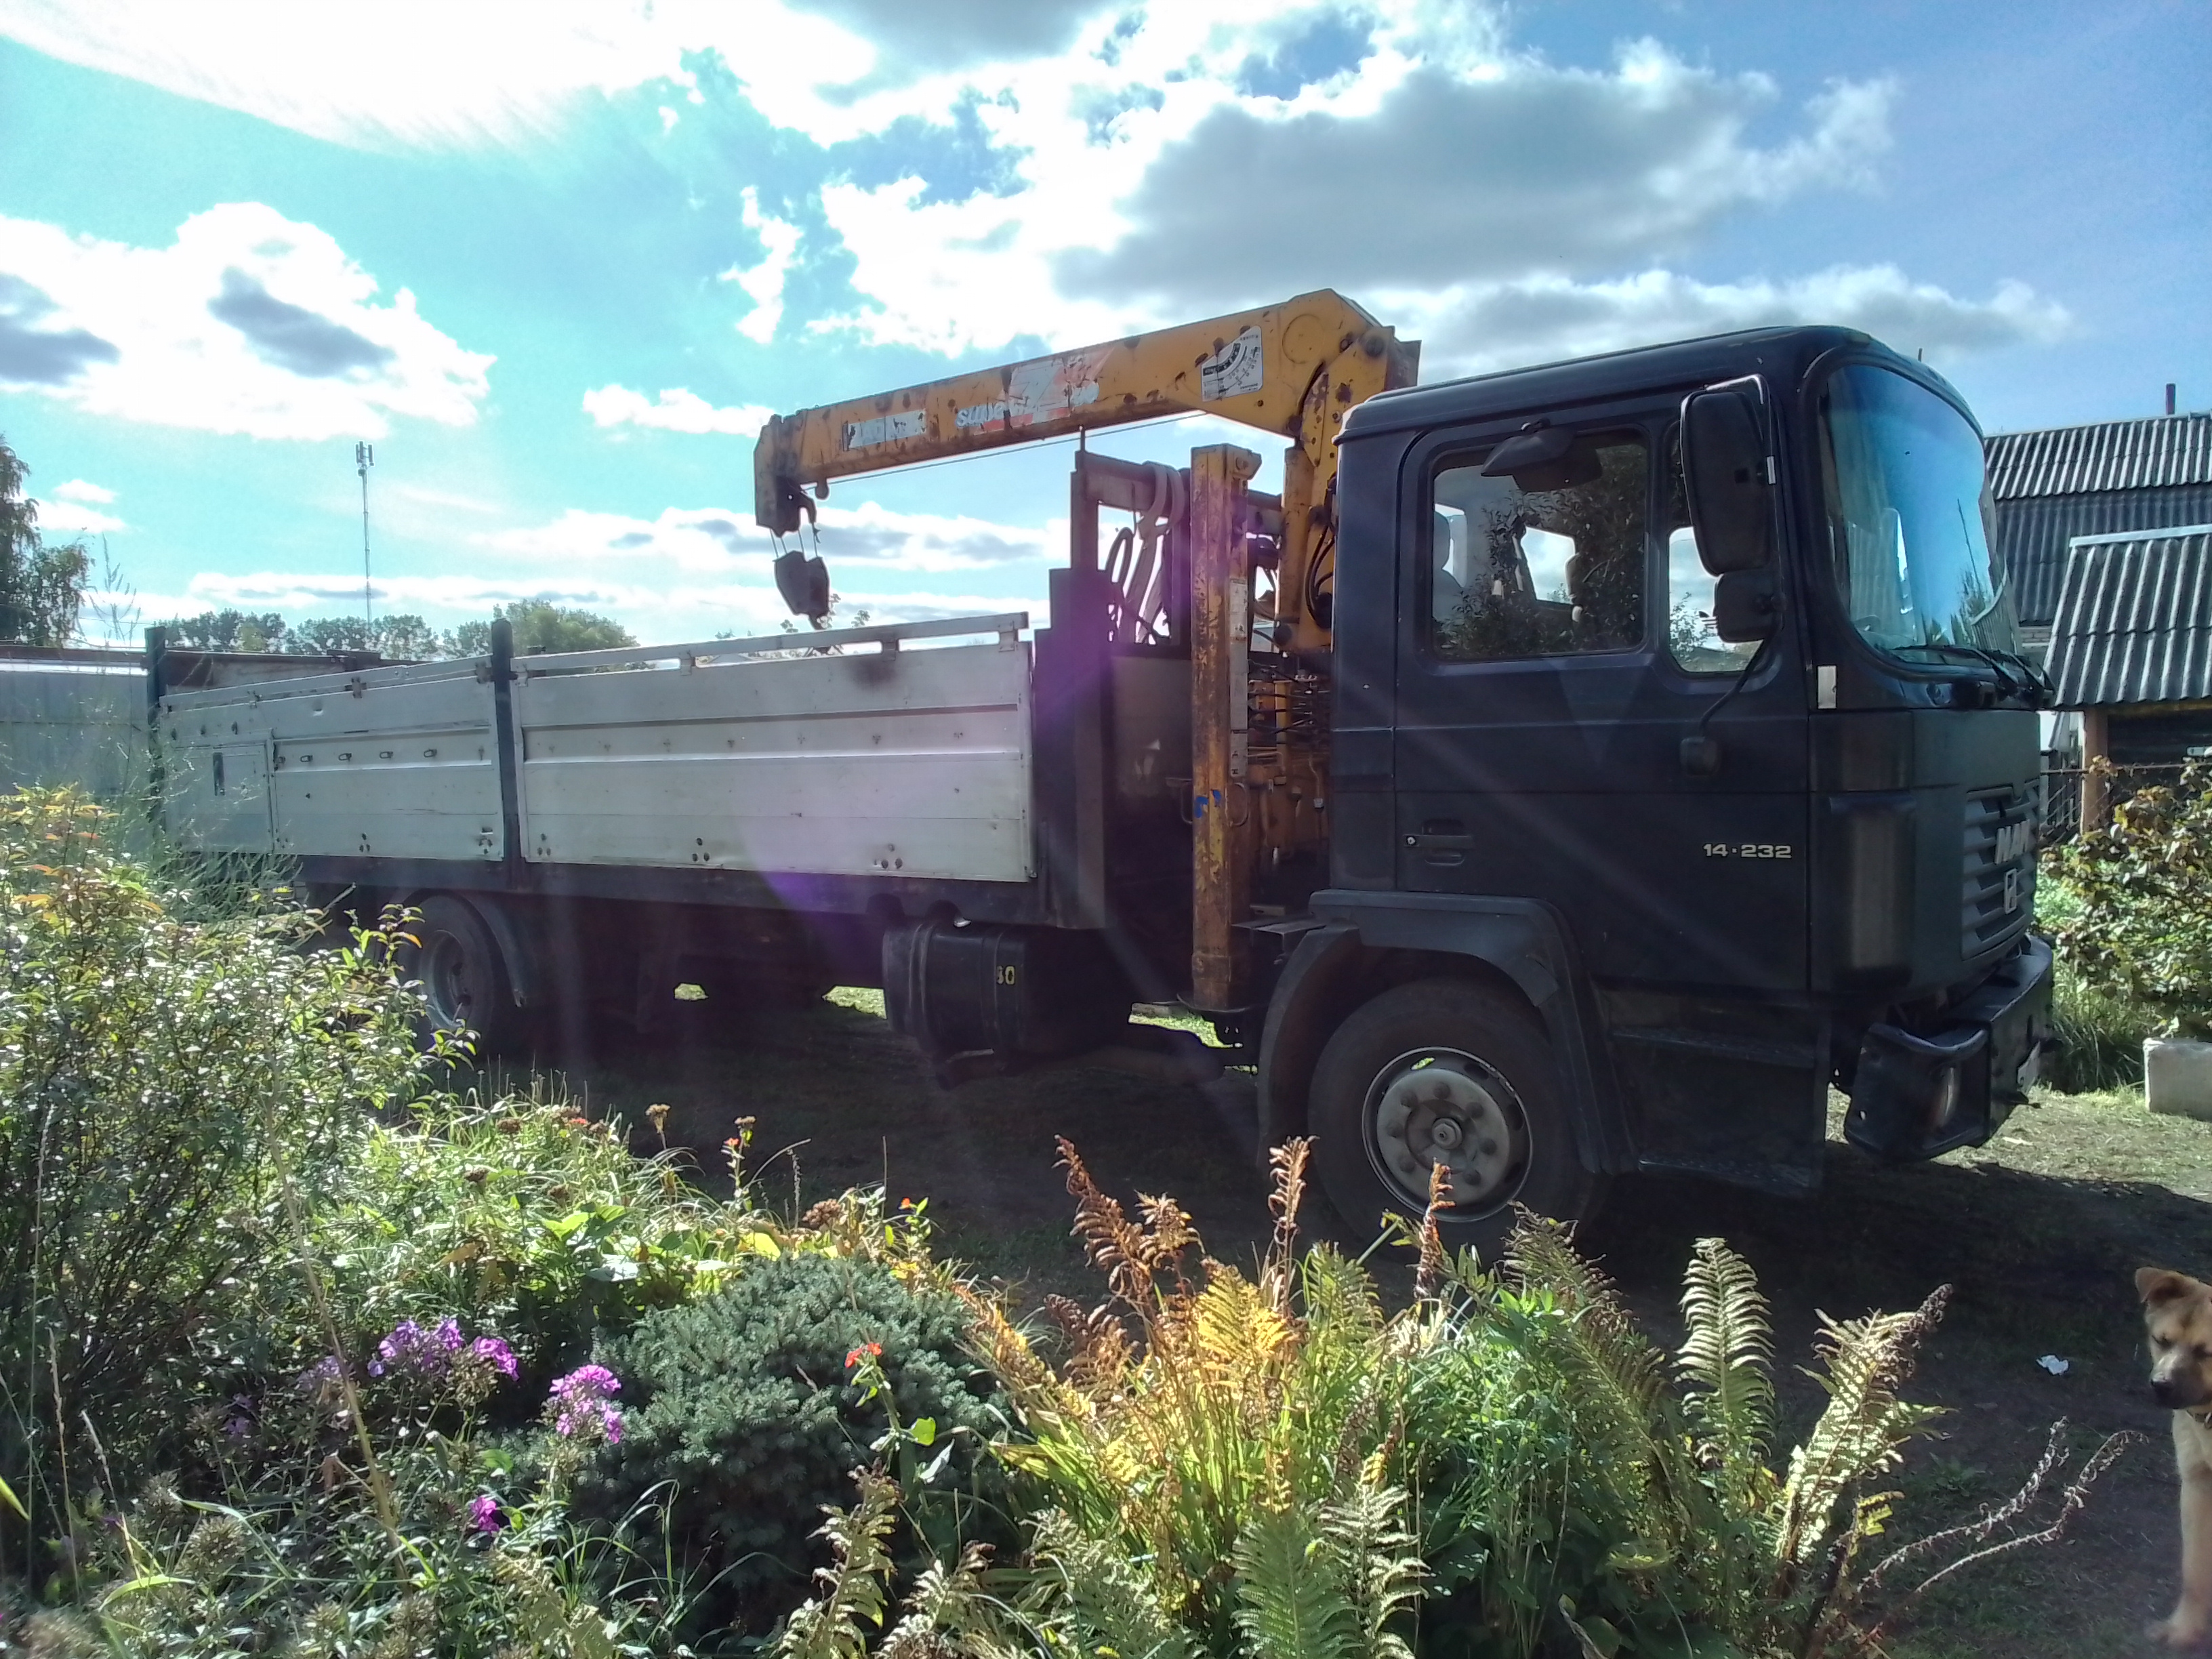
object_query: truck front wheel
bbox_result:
[1309,978,1603,1254]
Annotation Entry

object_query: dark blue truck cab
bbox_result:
[1257,325,2053,1243]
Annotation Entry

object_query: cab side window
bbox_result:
[1428,432,1649,662]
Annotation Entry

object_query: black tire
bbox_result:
[399,895,525,1058]
[1309,977,1605,1254]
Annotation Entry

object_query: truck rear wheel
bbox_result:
[401,895,525,1059]
[1309,978,1603,1255]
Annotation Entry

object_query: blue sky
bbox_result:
[0,0,2203,644]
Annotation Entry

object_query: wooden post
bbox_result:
[1189,443,1259,1012]
[2081,707,2110,830]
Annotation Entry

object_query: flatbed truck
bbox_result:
[154,293,2054,1247]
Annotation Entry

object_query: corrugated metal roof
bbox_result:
[1994,483,2212,626]
[2047,528,2212,708]
[1985,413,2212,499]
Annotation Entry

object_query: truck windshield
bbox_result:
[1818,364,2022,660]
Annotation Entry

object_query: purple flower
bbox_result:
[548,1366,623,1444]
[550,1364,619,1404]
[466,1494,503,1533]
[371,1318,463,1379]
[467,1336,518,1380]
[295,1355,344,1395]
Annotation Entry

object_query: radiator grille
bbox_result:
[1963,787,2035,959]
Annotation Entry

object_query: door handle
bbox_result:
[1405,819,1473,865]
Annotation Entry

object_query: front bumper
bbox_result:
[1843,935,2055,1162]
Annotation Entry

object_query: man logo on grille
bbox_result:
[1994,819,2033,865]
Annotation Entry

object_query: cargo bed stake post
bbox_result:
[1189,443,1260,1011]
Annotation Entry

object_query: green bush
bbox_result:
[0,791,424,1543]
[2049,768,2212,1040]
[2034,868,2147,1090]
[312,1085,762,1405]
[577,1251,1010,1635]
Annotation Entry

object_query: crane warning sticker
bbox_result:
[1200,327,1264,401]
[844,409,927,451]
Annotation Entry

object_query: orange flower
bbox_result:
[844,1341,882,1370]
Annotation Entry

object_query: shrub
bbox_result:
[577,1250,1010,1635]
[2049,766,2212,1040]
[0,791,424,1546]
[310,1086,767,1404]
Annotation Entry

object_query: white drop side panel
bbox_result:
[513,640,1033,882]
[161,664,504,861]
[162,737,274,853]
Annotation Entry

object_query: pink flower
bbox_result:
[467,1494,503,1533]
[467,1336,518,1380]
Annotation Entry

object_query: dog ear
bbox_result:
[2138,1267,2193,1305]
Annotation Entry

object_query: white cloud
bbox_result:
[0,0,1075,152]
[1398,265,2074,379]
[390,483,501,515]
[583,384,777,437]
[0,203,492,439]
[477,499,1054,575]
[804,17,1928,363]
[726,188,803,345]
[1055,56,1897,312]
[33,487,125,536]
[0,0,691,150]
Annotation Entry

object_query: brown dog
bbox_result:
[2142,1267,2212,1647]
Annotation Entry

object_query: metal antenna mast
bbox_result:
[354,441,375,629]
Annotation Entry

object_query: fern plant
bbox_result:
[775,1151,2125,1659]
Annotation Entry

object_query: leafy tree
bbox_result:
[450,600,636,657]
[165,609,291,653]
[285,613,441,659]
[0,433,92,647]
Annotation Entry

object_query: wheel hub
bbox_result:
[423,936,477,1029]
[1368,1050,1528,1213]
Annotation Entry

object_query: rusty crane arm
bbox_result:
[752,289,1418,650]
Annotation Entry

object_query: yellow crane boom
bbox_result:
[752,289,1418,651]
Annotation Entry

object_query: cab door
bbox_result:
[1389,408,1809,995]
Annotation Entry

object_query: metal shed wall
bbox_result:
[0,666,146,798]
[2046,528,2212,709]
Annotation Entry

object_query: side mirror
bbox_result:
[1681,382,1774,575]
[1712,569,1781,642]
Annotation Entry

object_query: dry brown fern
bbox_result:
[1263,1139,1311,1315]
[1044,1292,1134,1395]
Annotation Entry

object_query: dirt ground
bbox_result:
[527,988,2212,1658]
